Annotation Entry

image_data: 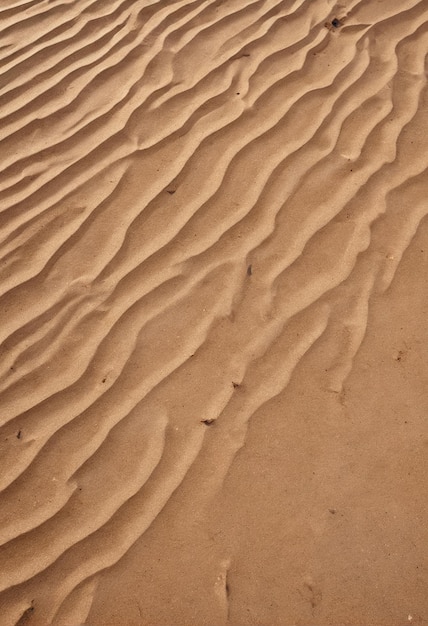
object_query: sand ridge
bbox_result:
[0,0,427,624]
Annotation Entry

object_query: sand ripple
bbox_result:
[0,0,427,623]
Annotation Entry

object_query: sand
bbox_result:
[0,0,427,624]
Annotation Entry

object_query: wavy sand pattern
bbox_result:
[0,0,427,624]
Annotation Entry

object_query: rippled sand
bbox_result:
[1,0,428,624]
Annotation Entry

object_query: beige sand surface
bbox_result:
[0,0,427,624]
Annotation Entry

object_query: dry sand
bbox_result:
[0,0,427,624]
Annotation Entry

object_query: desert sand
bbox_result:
[0,0,427,624]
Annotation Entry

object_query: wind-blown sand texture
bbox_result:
[0,0,428,624]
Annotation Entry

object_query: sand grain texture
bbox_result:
[0,0,427,624]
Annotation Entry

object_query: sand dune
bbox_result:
[0,0,427,624]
